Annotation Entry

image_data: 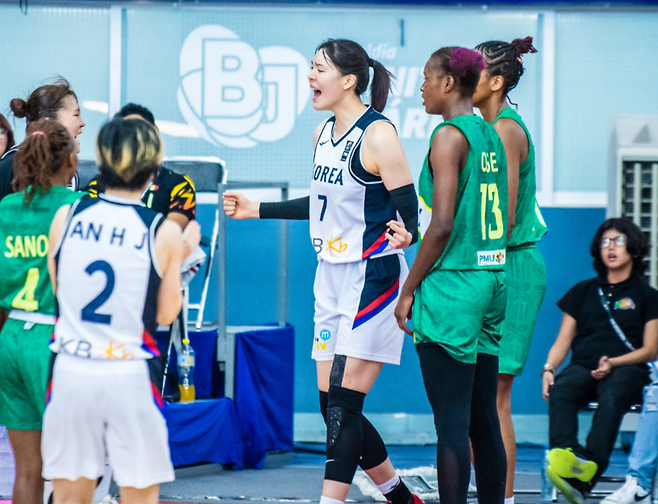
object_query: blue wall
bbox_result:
[192,205,607,416]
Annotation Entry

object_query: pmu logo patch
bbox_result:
[477,249,506,267]
[177,25,310,148]
[341,141,354,161]
[615,298,636,310]
[320,329,331,341]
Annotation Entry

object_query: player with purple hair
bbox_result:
[395,46,509,504]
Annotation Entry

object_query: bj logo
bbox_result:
[178,25,310,148]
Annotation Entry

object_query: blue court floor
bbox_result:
[155,445,632,503]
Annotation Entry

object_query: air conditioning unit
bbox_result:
[609,116,658,287]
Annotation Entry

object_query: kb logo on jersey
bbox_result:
[177,25,311,148]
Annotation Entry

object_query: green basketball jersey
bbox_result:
[0,187,83,314]
[418,115,508,271]
[494,108,547,248]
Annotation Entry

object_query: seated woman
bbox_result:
[542,217,658,504]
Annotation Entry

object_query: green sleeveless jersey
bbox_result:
[418,115,508,271]
[0,187,83,315]
[494,108,547,248]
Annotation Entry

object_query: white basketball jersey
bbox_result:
[52,194,163,360]
[309,107,402,263]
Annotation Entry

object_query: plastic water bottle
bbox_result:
[177,339,195,402]
[541,449,555,502]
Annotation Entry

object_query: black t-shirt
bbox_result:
[558,275,658,369]
[0,148,17,203]
[85,167,196,221]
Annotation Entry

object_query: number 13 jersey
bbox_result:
[309,107,402,264]
[52,194,163,360]
[418,115,508,271]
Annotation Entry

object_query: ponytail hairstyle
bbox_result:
[13,119,76,206]
[315,38,393,112]
[96,119,162,191]
[427,46,484,97]
[10,77,78,126]
[475,36,537,101]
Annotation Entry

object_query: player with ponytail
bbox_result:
[0,119,81,504]
[224,38,421,504]
[395,47,508,504]
[473,37,548,504]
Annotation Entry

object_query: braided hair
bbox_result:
[475,36,537,103]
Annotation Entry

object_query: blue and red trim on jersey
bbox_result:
[353,278,400,329]
[141,330,160,358]
[362,230,389,259]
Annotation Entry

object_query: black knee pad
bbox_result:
[360,415,388,470]
[325,385,365,484]
[319,390,328,422]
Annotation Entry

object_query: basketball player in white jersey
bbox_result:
[224,39,421,504]
[42,119,201,504]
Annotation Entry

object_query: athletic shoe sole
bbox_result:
[548,448,598,483]
[546,466,585,504]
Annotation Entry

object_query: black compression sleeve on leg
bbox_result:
[417,343,475,504]
[389,184,418,244]
[319,390,329,422]
[259,196,310,220]
[359,415,388,470]
[322,389,389,472]
[325,385,365,484]
[470,353,506,504]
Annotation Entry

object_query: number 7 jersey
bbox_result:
[52,194,163,360]
[418,115,508,271]
[309,107,402,264]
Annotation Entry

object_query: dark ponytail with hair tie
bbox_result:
[315,39,393,113]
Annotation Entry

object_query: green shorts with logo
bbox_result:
[0,319,54,430]
[499,244,547,376]
[413,269,506,364]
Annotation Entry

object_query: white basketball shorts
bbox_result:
[42,354,174,489]
[312,253,408,365]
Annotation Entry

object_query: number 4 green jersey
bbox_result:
[418,115,508,271]
[0,187,83,315]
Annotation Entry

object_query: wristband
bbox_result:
[541,363,555,377]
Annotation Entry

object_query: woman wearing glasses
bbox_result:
[542,217,658,504]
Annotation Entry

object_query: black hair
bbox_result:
[113,103,156,125]
[315,38,392,112]
[475,37,537,104]
[96,119,162,191]
[427,46,484,98]
[590,217,649,276]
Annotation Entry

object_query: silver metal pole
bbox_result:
[217,182,231,398]
[633,162,642,227]
[278,184,289,327]
[649,163,658,288]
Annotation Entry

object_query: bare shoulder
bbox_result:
[312,118,330,147]
[494,117,526,144]
[364,120,398,147]
[155,218,183,244]
[431,124,468,150]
